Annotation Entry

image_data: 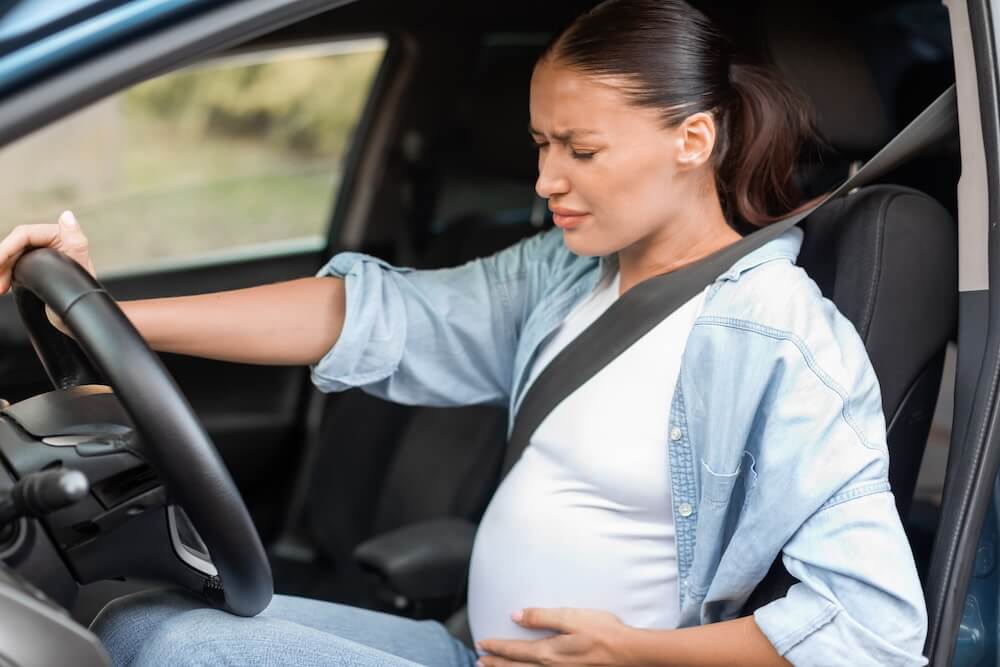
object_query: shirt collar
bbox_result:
[596,226,804,285]
[716,226,804,282]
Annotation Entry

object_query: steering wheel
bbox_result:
[9,248,272,617]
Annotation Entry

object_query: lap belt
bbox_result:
[501,84,959,479]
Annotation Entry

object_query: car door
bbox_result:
[0,0,389,540]
[921,0,1000,664]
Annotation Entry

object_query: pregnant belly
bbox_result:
[466,455,678,648]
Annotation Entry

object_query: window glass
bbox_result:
[0,36,386,272]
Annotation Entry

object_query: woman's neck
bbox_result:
[616,197,741,296]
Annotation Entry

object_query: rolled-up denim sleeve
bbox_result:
[753,485,928,666]
[310,228,559,406]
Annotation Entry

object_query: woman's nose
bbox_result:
[535,153,570,199]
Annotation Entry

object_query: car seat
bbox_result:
[297,6,959,643]
[282,43,545,613]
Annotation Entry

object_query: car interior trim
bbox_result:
[337,32,418,250]
[946,0,991,292]
[926,0,1000,662]
[99,236,326,282]
[167,505,218,577]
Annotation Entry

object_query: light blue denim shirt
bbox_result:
[311,226,928,666]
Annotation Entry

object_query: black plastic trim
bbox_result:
[324,32,406,253]
[925,0,1000,662]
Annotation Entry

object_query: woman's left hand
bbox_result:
[476,608,637,667]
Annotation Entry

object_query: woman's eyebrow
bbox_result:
[528,125,600,141]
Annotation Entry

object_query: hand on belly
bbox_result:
[476,608,633,666]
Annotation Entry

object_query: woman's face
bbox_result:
[529,58,704,257]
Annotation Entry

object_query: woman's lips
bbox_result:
[551,208,589,229]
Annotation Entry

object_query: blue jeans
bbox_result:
[90,590,479,666]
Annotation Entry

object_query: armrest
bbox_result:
[353,518,476,602]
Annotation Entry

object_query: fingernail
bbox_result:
[60,211,77,227]
[511,609,523,622]
[476,661,485,667]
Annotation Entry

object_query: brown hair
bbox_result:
[542,0,817,229]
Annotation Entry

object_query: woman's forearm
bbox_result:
[625,616,790,667]
[117,276,346,365]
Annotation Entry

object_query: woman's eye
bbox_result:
[571,150,595,160]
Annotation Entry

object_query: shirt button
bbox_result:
[678,502,694,517]
[670,426,682,441]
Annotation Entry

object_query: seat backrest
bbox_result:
[740,184,957,614]
[301,224,540,573]
[370,217,544,534]
[799,185,957,515]
[300,36,547,569]
[736,3,958,615]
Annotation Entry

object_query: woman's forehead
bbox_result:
[529,63,632,129]
[529,62,661,137]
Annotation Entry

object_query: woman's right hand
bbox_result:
[0,210,96,292]
[0,210,96,335]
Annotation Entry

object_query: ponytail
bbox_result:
[545,0,820,230]
[718,63,817,228]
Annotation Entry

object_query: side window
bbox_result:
[0,37,387,273]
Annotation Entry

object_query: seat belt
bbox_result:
[501,84,959,478]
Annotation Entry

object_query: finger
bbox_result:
[57,211,92,269]
[0,224,60,266]
[0,224,60,293]
[477,656,539,667]
[477,639,549,663]
[515,608,574,633]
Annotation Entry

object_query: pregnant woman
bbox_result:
[0,0,927,665]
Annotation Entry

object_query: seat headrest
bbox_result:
[764,1,891,156]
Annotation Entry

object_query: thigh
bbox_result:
[91,589,477,667]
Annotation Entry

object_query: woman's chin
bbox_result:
[560,228,614,258]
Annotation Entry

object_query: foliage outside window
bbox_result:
[0,37,386,273]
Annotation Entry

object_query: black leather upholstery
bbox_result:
[354,518,477,601]
[294,43,546,612]
[298,224,537,609]
[741,185,957,613]
[800,186,957,515]
[764,1,891,156]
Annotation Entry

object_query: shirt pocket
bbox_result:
[700,459,743,506]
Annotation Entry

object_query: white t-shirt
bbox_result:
[468,270,709,646]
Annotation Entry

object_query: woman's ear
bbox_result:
[675,112,717,172]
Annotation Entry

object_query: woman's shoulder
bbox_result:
[697,255,878,387]
[702,256,831,329]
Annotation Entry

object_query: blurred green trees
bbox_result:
[0,42,386,272]
[125,49,383,156]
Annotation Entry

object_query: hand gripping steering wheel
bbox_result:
[10,249,272,616]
